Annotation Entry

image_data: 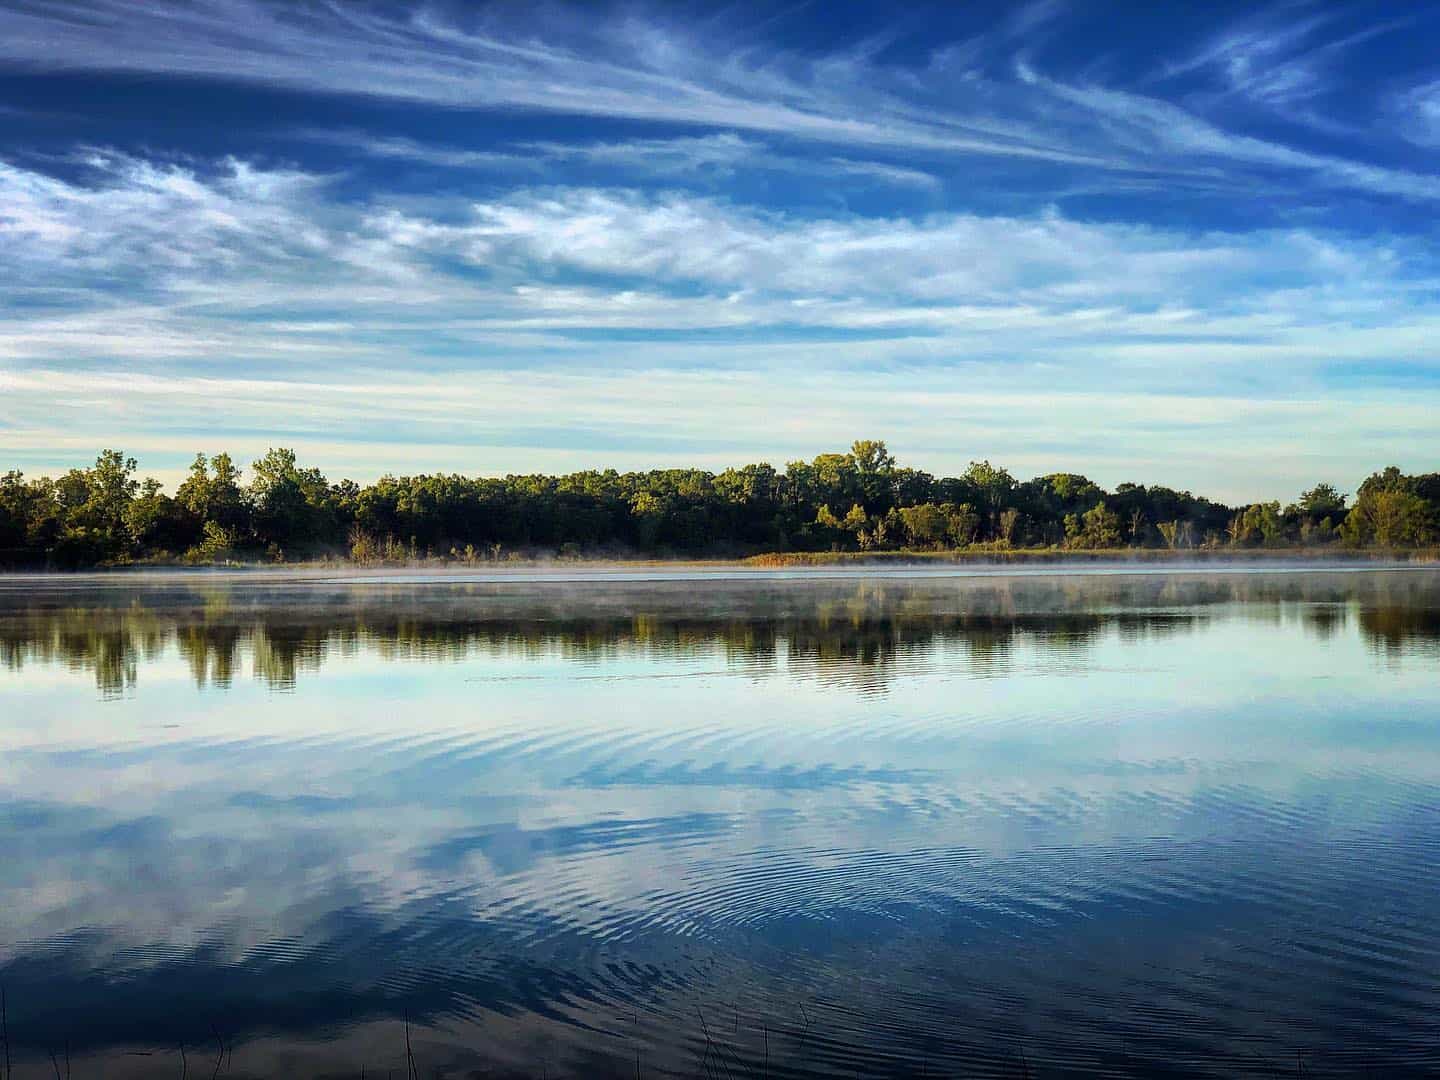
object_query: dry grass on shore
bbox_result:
[742,546,1440,567]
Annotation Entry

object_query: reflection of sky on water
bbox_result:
[2,570,1440,1076]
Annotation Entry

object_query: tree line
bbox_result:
[0,441,1434,567]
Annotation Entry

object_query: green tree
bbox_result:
[898,503,948,549]
[125,477,188,554]
[1064,501,1122,549]
[248,448,336,555]
[191,520,240,563]
[850,439,896,512]
[840,503,868,531]
[0,471,38,554]
[944,503,980,547]
[964,460,1015,511]
[49,450,140,563]
[1298,483,1346,519]
[1344,488,1429,547]
[963,460,1016,540]
[630,490,664,549]
[177,452,247,534]
[4,441,1438,566]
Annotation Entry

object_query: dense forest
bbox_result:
[0,441,1435,567]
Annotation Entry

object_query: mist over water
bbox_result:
[3,568,1440,1077]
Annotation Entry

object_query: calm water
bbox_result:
[3,567,1440,1078]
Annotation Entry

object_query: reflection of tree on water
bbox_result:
[248,624,330,692]
[1360,606,1440,656]
[1302,604,1347,640]
[0,603,166,697]
[2,572,1437,694]
[177,621,242,688]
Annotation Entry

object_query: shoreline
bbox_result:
[0,547,1436,583]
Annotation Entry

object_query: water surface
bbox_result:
[3,567,1440,1077]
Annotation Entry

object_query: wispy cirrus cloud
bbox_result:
[300,129,940,190]
[294,131,542,173]
[2,0,1438,203]
[1151,1,1424,149]
[0,0,1097,163]
[4,2,1440,494]
[5,152,1436,348]
[3,150,1440,496]
[518,134,943,189]
[1016,61,1440,202]
[1394,80,1440,147]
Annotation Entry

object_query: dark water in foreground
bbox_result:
[3,567,1440,1078]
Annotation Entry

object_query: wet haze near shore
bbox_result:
[3,568,1440,1077]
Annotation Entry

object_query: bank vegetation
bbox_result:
[2,441,1437,568]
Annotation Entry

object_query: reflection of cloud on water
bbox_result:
[8,751,1440,955]
[7,774,1440,1077]
[416,811,737,876]
[564,759,939,790]
[4,570,1440,1074]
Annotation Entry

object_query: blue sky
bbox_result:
[1,0,1438,499]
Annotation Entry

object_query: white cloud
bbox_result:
[1160,4,1418,130]
[299,128,943,192]
[0,153,336,289]
[0,1,1098,164]
[1016,62,1440,202]
[4,363,1436,502]
[1394,79,1440,148]
[293,131,542,172]
[4,152,1436,346]
[3,151,1440,498]
[520,133,758,174]
[2,1,1437,202]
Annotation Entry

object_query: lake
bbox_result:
[2,567,1440,1077]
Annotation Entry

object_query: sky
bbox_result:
[1,0,1438,500]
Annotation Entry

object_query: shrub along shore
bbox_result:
[2,440,1437,568]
